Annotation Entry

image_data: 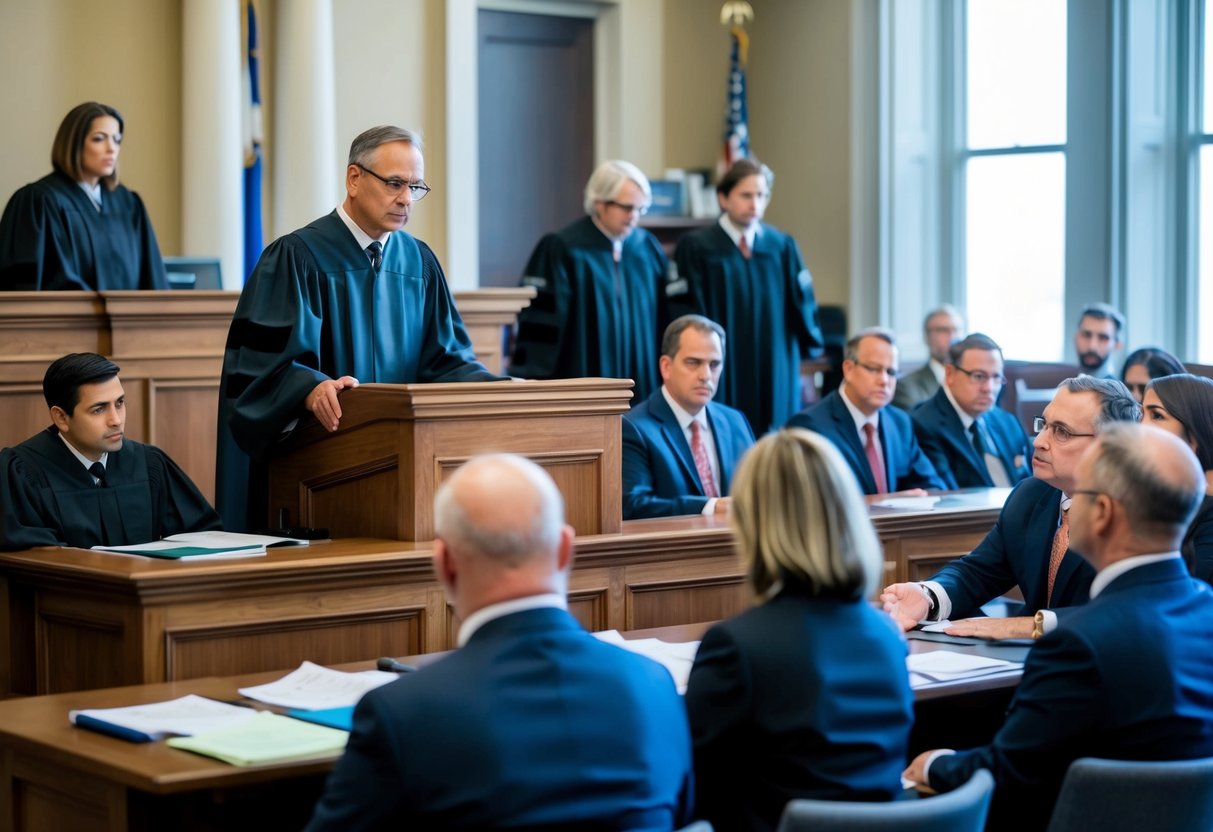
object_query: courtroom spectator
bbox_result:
[1074,302,1125,378]
[1120,345,1185,403]
[912,333,1032,489]
[0,102,168,291]
[510,160,668,402]
[0,353,220,550]
[787,327,945,497]
[892,305,965,411]
[905,423,1213,831]
[218,126,500,531]
[685,428,913,832]
[305,454,693,831]
[1145,374,1213,585]
[668,158,824,434]
[882,376,1140,639]
[622,315,755,519]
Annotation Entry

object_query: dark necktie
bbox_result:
[366,241,383,271]
[89,461,106,487]
[969,420,986,455]
[863,423,888,494]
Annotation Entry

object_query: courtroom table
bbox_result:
[0,489,1008,696]
[0,627,1027,832]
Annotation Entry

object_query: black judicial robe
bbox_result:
[0,426,221,551]
[509,216,667,402]
[217,212,500,531]
[669,223,823,435]
[0,171,168,291]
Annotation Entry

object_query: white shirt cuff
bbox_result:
[1038,608,1059,635]
[921,580,953,622]
[922,748,957,787]
[700,498,717,516]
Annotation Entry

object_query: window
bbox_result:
[1198,2,1213,360]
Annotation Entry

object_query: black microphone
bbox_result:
[377,656,418,673]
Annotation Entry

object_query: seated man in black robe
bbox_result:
[0,353,220,550]
[218,125,500,531]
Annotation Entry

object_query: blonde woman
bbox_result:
[684,428,913,832]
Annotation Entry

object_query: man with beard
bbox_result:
[1075,303,1124,379]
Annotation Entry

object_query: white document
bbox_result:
[906,651,1023,689]
[69,694,259,740]
[237,661,398,710]
[594,630,701,694]
[161,530,311,548]
[873,496,942,510]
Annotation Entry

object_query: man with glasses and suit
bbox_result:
[217,126,499,532]
[509,160,668,403]
[882,376,1140,640]
[911,333,1032,490]
[787,327,945,497]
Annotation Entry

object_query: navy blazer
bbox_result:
[931,477,1094,618]
[305,607,694,831]
[685,587,914,832]
[622,388,756,519]
[929,558,1213,830]
[911,388,1032,490]
[787,390,945,495]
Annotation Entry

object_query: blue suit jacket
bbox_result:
[685,588,914,832]
[786,390,945,495]
[622,389,756,519]
[305,607,694,831]
[929,558,1213,830]
[930,477,1094,618]
[911,388,1032,490]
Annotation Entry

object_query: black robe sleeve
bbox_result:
[0,445,69,549]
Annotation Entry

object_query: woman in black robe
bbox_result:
[0,101,167,291]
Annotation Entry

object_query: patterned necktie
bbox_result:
[89,461,106,487]
[863,423,888,494]
[366,241,383,271]
[738,235,752,260]
[1047,508,1070,605]
[690,420,719,499]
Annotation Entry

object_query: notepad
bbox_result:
[69,695,259,742]
[91,530,309,559]
[167,711,349,766]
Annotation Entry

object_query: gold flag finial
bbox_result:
[720,1,754,27]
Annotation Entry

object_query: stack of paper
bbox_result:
[167,711,349,766]
[906,651,1023,689]
[92,530,314,560]
[237,661,398,710]
[69,694,259,742]
[594,630,701,694]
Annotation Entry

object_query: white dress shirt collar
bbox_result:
[336,203,391,251]
[58,432,107,478]
[942,384,976,430]
[661,385,708,433]
[456,592,567,647]
[840,385,879,435]
[717,214,759,251]
[1089,552,1181,599]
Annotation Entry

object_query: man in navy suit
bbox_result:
[905,423,1213,830]
[622,315,756,519]
[911,333,1032,489]
[882,376,1140,640]
[787,327,945,496]
[305,454,694,831]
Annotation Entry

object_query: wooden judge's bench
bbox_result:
[0,290,1006,696]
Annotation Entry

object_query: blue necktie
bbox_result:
[366,241,383,271]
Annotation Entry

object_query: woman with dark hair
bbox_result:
[0,102,167,291]
[684,428,913,832]
[1144,374,1213,584]
[1121,346,1186,403]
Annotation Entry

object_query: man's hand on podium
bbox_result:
[306,376,359,432]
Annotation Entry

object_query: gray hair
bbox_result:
[923,304,965,332]
[583,160,651,214]
[1088,423,1204,537]
[661,315,726,360]
[1058,376,1142,427]
[844,327,897,363]
[348,126,423,167]
[433,454,564,565]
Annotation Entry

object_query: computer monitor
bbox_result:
[163,256,223,290]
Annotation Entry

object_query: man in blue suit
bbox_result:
[787,327,945,496]
[905,423,1213,830]
[305,454,694,831]
[911,333,1032,489]
[883,376,1140,639]
[622,315,756,519]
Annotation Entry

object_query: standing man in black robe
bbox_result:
[0,353,220,550]
[217,126,500,532]
[669,159,824,435]
[509,160,668,402]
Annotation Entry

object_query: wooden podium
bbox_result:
[267,379,634,540]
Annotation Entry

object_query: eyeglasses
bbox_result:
[356,164,431,201]
[854,361,899,379]
[1033,417,1096,445]
[954,366,1006,387]
[604,200,649,216]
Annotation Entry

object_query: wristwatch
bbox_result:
[1032,610,1046,639]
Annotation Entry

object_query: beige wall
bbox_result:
[0,0,857,300]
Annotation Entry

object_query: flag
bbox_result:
[720,25,750,175]
[242,0,264,283]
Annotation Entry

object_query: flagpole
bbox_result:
[719,2,754,177]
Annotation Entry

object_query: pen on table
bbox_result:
[377,657,418,673]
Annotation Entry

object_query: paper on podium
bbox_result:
[873,496,942,510]
[69,694,258,742]
[594,630,700,694]
[238,661,397,710]
[167,711,349,766]
[906,650,1023,688]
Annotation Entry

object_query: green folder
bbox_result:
[166,711,348,766]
